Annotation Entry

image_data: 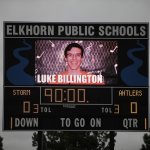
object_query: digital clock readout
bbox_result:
[41,87,111,104]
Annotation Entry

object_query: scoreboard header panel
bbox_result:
[3,22,149,131]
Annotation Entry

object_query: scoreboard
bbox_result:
[3,22,149,131]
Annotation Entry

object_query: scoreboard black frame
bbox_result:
[3,22,149,131]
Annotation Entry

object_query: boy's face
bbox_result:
[65,47,83,70]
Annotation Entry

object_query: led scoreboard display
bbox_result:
[3,22,149,131]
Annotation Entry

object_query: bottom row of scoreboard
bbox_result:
[7,116,147,131]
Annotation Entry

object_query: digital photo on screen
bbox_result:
[35,40,118,85]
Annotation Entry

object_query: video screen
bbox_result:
[35,40,118,85]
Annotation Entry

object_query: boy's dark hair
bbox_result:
[64,43,84,58]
